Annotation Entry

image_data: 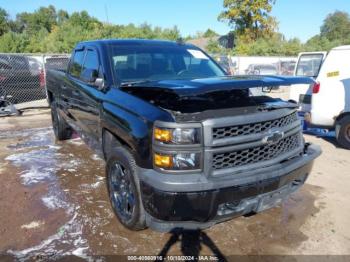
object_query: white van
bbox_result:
[289,46,350,149]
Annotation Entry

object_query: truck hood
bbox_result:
[120,75,314,97]
[120,75,314,114]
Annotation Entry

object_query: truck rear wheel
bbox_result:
[50,101,72,141]
[336,115,350,149]
[106,147,146,230]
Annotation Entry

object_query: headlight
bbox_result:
[153,127,201,144]
[154,152,201,170]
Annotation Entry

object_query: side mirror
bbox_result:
[81,68,98,83]
[94,78,105,90]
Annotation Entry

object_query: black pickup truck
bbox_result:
[46,39,321,231]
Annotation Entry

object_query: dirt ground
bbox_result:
[0,104,350,260]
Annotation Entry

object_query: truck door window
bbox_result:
[295,54,324,77]
[69,50,85,78]
[81,49,103,85]
[82,50,99,73]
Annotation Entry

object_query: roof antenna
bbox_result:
[104,4,109,23]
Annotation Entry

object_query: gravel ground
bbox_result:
[0,103,349,260]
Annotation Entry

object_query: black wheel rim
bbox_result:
[109,163,135,222]
[346,124,350,142]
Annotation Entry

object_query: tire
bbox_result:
[336,115,350,149]
[50,101,72,141]
[106,146,146,230]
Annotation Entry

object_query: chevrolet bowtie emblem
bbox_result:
[262,131,285,145]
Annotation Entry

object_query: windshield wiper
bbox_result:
[120,80,152,86]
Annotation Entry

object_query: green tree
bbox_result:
[26,28,49,52]
[42,20,103,53]
[233,33,303,56]
[203,28,219,38]
[161,26,180,40]
[0,32,29,52]
[283,38,303,56]
[68,11,102,30]
[302,11,350,52]
[16,5,57,34]
[218,0,277,40]
[320,11,350,41]
[57,10,69,24]
[0,8,9,36]
[206,38,224,54]
[0,5,187,53]
[303,35,345,52]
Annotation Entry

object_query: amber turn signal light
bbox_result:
[154,153,173,168]
[154,127,172,143]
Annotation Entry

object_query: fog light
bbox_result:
[154,153,173,168]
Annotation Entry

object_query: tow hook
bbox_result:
[304,142,311,154]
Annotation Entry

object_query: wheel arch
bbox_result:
[102,128,133,160]
[47,90,54,105]
[336,111,350,123]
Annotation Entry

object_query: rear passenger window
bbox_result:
[69,50,85,78]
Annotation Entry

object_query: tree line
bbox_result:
[211,0,350,55]
[0,3,350,55]
[0,6,181,53]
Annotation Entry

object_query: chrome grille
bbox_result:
[212,112,298,140]
[212,133,301,170]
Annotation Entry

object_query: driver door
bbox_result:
[69,48,103,145]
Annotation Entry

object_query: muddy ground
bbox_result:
[0,107,350,260]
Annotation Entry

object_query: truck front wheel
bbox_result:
[50,101,72,141]
[336,115,350,149]
[106,147,146,230]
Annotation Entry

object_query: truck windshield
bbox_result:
[295,54,324,78]
[108,44,225,84]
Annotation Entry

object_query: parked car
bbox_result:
[0,54,46,104]
[289,46,350,149]
[245,64,278,75]
[46,39,321,231]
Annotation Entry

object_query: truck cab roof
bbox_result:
[75,39,196,49]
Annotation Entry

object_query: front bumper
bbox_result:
[139,144,321,231]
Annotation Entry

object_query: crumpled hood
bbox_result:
[120,75,315,97]
[120,75,312,114]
